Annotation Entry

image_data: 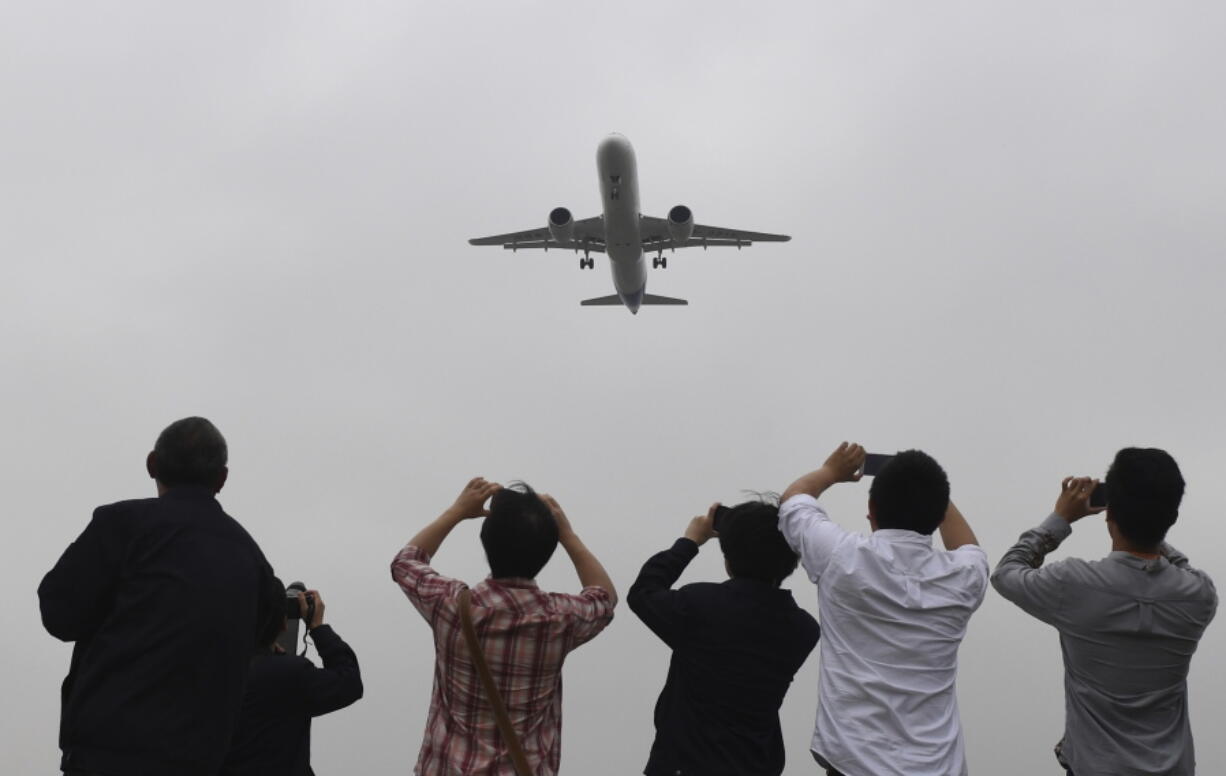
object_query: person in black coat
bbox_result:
[628,499,820,776]
[39,416,276,776]
[221,581,363,776]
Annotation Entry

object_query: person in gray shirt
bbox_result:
[992,448,1217,776]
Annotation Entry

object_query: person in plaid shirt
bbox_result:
[392,478,617,775]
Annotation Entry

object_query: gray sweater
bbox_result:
[992,514,1217,776]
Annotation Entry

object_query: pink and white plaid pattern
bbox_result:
[392,544,614,776]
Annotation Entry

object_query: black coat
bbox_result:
[39,486,275,776]
[628,538,820,776]
[221,624,364,776]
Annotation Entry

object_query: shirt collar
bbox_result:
[484,576,540,590]
[1107,551,1169,572]
[872,528,935,546]
[160,485,221,505]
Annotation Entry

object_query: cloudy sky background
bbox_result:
[3,2,1225,773]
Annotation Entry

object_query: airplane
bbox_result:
[468,134,791,314]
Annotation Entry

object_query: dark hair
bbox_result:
[1105,447,1184,548]
[480,482,559,579]
[257,575,287,649]
[151,417,228,488]
[718,498,799,585]
[868,450,950,535]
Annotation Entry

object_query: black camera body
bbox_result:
[276,581,314,655]
[285,581,316,624]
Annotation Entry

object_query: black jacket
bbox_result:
[39,487,275,776]
[221,624,364,776]
[628,538,820,776]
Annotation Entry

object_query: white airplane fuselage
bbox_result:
[596,135,648,313]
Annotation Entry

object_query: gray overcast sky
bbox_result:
[4,2,1225,773]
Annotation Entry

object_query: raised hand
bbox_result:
[684,503,720,546]
[450,477,502,520]
[823,442,866,483]
[1054,476,1105,523]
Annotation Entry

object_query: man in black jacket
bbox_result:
[39,416,275,776]
[628,500,820,776]
[222,582,363,775]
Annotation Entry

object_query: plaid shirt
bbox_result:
[392,544,614,776]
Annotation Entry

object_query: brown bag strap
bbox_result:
[458,588,533,776]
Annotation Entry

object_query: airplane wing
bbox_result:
[639,215,790,250]
[469,216,606,252]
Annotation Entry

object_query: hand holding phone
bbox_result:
[861,453,894,477]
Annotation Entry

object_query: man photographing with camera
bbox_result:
[221,579,363,776]
[992,448,1218,775]
[628,499,819,776]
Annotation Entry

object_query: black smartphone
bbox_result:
[1090,482,1107,508]
[862,453,894,477]
[713,505,731,533]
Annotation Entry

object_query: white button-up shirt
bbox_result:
[778,494,989,776]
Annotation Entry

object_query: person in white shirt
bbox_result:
[778,442,989,776]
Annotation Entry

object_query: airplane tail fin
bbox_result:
[641,294,688,306]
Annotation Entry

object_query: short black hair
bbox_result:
[257,575,287,649]
[1106,447,1184,549]
[151,417,227,488]
[868,450,950,535]
[718,498,799,585]
[480,482,559,579]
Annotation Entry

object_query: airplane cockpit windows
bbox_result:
[610,174,621,184]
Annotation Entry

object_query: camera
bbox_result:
[285,581,316,623]
[276,581,315,655]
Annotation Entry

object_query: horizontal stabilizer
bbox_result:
[580,295,623,306]
[641,293,688,305]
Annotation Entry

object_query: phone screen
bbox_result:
[862,453,894,477]
[1090,482,1107,508]
[713,505,731,533]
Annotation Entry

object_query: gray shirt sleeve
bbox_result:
[990,513,1075,627]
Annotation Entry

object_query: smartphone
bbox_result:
[862,453,894,477]
[713,505,731,533]
[1090,482,1107,508]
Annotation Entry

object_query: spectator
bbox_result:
[391,478,616,775]
[628,499,819,776]
[39,416,275,776]
[778,442,988,776]
[992,448,1218,775]
[222,580,363,775]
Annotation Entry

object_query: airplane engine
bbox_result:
[548,207,574,243]
[667,204,694,243]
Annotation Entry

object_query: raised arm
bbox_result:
[407,477,501,558]
[938,501,979,550]
[543,494,618,607]
[627,505,717,646]
[781,442,865,502]
[295,591,364,716]
[991,477,1100,625]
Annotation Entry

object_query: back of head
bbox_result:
[480,482,559,579]
[1106,447,1184,549]
[868,450,950,535]
[718,499,799,586]
[151,416,228,489]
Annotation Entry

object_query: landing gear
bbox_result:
[652,256,668,269]
[579,257,594,270]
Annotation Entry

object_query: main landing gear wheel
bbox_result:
[579,257,594,270]
[652,256,668,269]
